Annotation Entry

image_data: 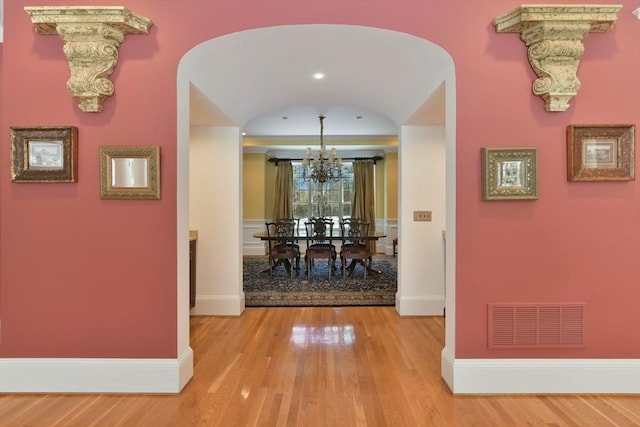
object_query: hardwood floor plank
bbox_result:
[1,307,639,426]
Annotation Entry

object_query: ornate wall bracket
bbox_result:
[25,6,152,113]
[494,5,621,112]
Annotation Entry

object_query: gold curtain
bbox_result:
[272,161,293,220]
[352,160,376,253]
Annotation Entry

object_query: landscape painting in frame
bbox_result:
[481,147,538,201]
[567,124,635,182]
[10,126,78,183]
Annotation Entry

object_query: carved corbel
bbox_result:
[494,5,621,112]
[25,6,152,113]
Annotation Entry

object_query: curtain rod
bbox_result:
[268,156,384,166]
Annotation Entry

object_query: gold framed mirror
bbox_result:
[99,146,160,199]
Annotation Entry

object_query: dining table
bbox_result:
[252,230,387,275]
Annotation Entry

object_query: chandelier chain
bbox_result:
[302,115,343,184]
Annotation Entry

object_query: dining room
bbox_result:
[241,113,400,306]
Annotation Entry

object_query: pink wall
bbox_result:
[453,4,640,358]
[1,1,638,360]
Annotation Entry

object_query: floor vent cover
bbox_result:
[488,303,585,349]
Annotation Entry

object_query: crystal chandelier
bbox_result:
[301,115,343,183]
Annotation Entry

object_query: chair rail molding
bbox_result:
[24,6,152,113]
[494,4,621,112]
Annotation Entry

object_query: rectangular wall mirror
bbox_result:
[100,146,160,199]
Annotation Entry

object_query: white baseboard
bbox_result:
[0,347,194,394]
[395,295,444,316]
[190,294,245,316]
[441,347,640,394]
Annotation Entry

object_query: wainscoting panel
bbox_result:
[243,220,267,256]
[381,219,397,256]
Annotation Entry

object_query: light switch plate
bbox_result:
[413,210,432,221]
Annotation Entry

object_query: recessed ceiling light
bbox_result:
[312,73,325,80]
[356,116,363,119]
[282,116,288,120]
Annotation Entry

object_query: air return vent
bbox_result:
[488,303,585,349]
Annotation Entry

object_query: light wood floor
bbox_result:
[1,307,639,426]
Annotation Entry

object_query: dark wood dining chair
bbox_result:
[304,217,337,280]
[339,218,371,282]
[276,217,301,270]
[265,220,300,281]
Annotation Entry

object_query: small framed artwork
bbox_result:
[481,147,538,201]
[567,124,635,182]
[10,126,78,183]
[99,146,160,199]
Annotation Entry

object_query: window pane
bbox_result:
[292,161,353,222]
[342,203,351,217]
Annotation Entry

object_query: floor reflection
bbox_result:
[290,325,355,347]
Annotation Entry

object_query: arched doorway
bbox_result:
[176,24,456,381]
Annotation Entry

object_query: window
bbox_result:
[292,161,353,224]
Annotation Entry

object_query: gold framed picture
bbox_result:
[99,146,160,200]
[567,125,635,182]
[10,126,78,183]
[481,147,538,201]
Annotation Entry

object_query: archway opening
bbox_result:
[176,23,457,380]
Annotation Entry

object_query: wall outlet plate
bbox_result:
[413,210,432,221]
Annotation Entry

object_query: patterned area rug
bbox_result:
[243,255,397,307]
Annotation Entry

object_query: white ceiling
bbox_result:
[184,24,450,151]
